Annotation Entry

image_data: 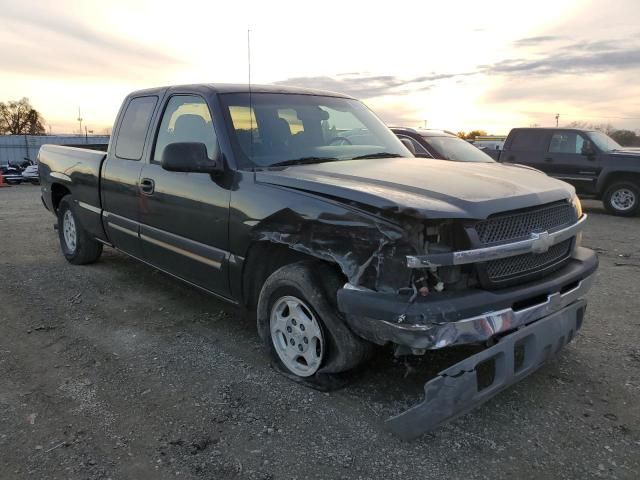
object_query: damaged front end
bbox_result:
[333,201,597,439]
[252,192,597,439]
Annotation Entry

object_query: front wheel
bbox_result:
[57,195,103,264]
[257,261,372,388]
[269,294,325,377]
[603,181,640,216]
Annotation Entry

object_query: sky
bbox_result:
[1,0,639,135]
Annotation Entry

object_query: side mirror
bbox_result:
[161,142,223,174]
[581,140,595,156]
[400,137,416,155]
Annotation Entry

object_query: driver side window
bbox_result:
[549,132,584,154]
[153,95,218,163]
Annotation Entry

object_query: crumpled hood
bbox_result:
[256,157,574,219]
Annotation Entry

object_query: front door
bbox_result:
[138,94,231,297]
[546,131,600,194]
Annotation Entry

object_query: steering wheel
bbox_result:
[328,136,352,146]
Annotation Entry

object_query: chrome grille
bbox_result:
[475,201,576,245]
[485,239,573,281]
[472,201,577,287]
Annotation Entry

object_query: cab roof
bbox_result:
[127,83,354,100]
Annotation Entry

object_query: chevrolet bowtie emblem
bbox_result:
[530,231,552,253]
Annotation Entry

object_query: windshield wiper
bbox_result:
[268,157,340,168]
[350,152,400,160]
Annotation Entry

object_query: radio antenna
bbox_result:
[247,28,254,158]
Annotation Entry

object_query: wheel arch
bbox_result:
[50,183,71,213]
[598,171,640,195]
[241,241,344,310]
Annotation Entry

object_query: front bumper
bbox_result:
[385,300,586,440]
[337,247,597,350]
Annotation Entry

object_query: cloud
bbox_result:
[274,72,472,99]
[513,35,564,47]
[483,42,640,75]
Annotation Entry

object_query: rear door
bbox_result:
[138,94,231,297]
[101,95,158,258]
[545,131,599,193]
[501,130,551,172]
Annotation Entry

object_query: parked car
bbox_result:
[391,128,496,162]
[0,163,24,184]
[21,164,40,184]
[38,84,597,439]
[498,128,640,216]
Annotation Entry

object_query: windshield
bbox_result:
[220,93,411,168]
[587,131,622,152]
[422,136,494,163]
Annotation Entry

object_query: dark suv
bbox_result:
[499,128,640,216]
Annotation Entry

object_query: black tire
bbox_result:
[57,195,103,265]
[603,181,640,216]
[256,261,372,389]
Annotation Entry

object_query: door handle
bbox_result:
[545,157,553,162]
[140,178,155,195]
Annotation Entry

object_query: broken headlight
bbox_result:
[403,220,476,296]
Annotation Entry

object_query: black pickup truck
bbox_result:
[38,84,597,439]
[499,127,640,216]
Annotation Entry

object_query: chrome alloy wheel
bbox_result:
[270,295,324,377]
[62,209,77,253]
[611,188,636,211]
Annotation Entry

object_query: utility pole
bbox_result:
[555,113,560,128]
[423,120,428,129]
[77,107,83,136]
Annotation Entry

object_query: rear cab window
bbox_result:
[508,130,549,152]
[115,96,158,160]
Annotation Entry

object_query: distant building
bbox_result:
[0,135,110,165]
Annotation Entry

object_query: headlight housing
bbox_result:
[572,195,583,247]
[572,195,583,218]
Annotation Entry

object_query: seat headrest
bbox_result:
[174,114,208,142]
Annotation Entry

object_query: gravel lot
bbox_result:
[1,185,639,479]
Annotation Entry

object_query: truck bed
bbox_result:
[39,144,108,240]
[39,145,106,210]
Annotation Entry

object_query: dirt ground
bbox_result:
[1,184,639,479]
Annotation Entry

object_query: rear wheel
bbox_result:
[603,181,640,216]
[57,195,103,264]
[257,261,372,389]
